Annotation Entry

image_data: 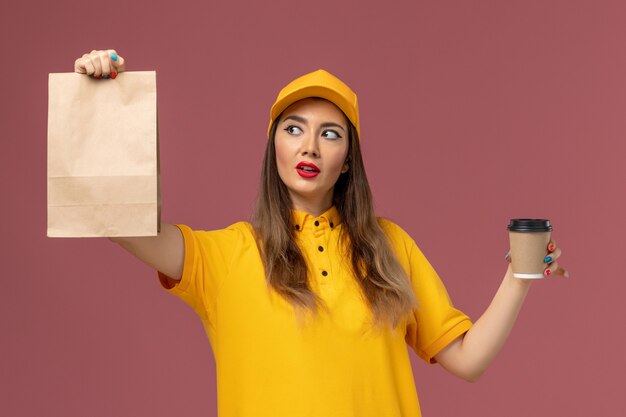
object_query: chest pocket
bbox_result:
[319,274,376,336]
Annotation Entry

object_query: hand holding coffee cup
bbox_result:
[506,219,568,279]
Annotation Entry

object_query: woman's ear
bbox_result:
[341,163,349,174]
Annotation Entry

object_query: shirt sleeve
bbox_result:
[157,223,243,325]
[379,219,473,364]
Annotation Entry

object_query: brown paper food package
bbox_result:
[47,71,160,237]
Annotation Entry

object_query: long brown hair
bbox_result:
[252,110,417,328]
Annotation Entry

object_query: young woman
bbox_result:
[74,49,567,417]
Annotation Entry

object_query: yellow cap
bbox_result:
[268,69,360,139]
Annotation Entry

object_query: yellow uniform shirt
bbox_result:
[159,206,472,417]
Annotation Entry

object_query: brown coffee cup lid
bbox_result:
[507,219,552,232]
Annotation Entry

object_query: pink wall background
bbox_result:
[1,0,625,415]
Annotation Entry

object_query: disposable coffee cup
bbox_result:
[507,219,552,279]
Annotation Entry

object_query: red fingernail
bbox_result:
[545,269,551,276]
[110,71,117,79]
[94,74,101,79]
[548,244,555,251]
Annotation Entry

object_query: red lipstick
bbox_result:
[296,161,320,178]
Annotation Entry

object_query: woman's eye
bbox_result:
[322,130,342,140]
[285,126,303,135]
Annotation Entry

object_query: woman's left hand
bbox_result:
[542,240,569,277]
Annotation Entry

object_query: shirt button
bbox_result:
[318,246,324,252]
[294,224,300,230]
[321,270,328,277]
[314,220,320,227]
[329,222,334,228]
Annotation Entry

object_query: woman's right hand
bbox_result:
[74,49,126,79]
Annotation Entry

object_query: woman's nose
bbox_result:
[300,134,320,157]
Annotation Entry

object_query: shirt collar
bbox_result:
[291,206,341,231]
